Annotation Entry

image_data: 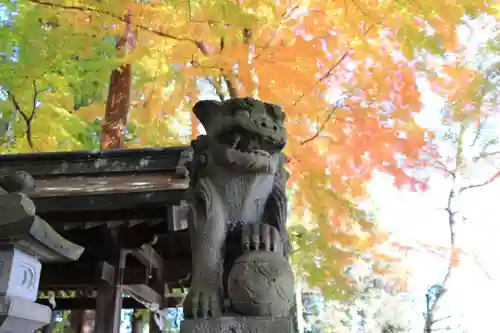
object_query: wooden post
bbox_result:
[95,282,122,331]
[149,311,162,333]
[68,310,83,333]
[95,227,127,333]
[94,282,122,333]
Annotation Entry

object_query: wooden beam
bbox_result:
[58,224,169,255]
[0,146,192,227]
[122,284,162,308]
[33,173,187,198]
[35,189,186,218]
[36,296,184,310]
[0,146,190,177]
[40,259,191,288]
[40,261,114,288]
[131,244,164,274]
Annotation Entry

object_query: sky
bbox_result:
[368,17,500,332]
[369,112,500,333]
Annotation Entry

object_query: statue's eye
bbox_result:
[265,104,284,122]
[235,109,250,118]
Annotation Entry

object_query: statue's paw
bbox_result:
[242,223,282,253]
[183,284,222,319]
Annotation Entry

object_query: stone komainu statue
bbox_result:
[183,97,293,319]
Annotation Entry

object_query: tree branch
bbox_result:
[430,315,454,326]
[470,117,486,148]
[28,0,205,49]
[219,36,239,99]
[459,169,500,194]
[467,250,493,281]
[194,41,209,56]
[318,25,374,83]
[30,80,42,123]
[222,28,253,98]
[300,105,338,145]
[289,31,365,108]
[286,25,375,145]
[10,95,34,149]
[8,80,47,150]
[224,75,238,98]
[472,149,500,162]
[425,184,458,332]
[318,51,351,83]
[195,37,239,99]
[207,77,225,101]
[430,159,456,179]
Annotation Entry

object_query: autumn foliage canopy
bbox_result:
[0,0,494,295]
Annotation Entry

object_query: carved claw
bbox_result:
[184,283,222,319]
[242,223,282,253]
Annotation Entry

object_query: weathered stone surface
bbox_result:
[180,316,293,333]
[183,97,293,320]
[0,170,83,333]
[0,170,84,262]
[0,216,84,262]
[0,248,51,333]
[227,251,294,317]
[0,248,41,301]
[0,296,51,333]
[0,193,36,224]
[0,170,35,194]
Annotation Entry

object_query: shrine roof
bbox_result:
[0,146,192,225]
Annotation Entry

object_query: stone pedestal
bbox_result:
[180,317,293,333]
[0,248,41,301]
[0,247,51,333]
[0,296,51,333]
[0,189,84,333]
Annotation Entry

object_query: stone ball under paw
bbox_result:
[227,251,294,317]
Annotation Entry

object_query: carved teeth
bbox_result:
[232,133,241,149]
[228,148,270,158]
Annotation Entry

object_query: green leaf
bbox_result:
[0,1,16,11]
[398,23,445,58]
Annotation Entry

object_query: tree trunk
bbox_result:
[100,63,133,149]
[294,278,304,333]
[100,10,136,150]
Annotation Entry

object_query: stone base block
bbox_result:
[180,316,293,333]
[0,248,41,301]
[0,296,51,333]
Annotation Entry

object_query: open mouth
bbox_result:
[217,126,282,156]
